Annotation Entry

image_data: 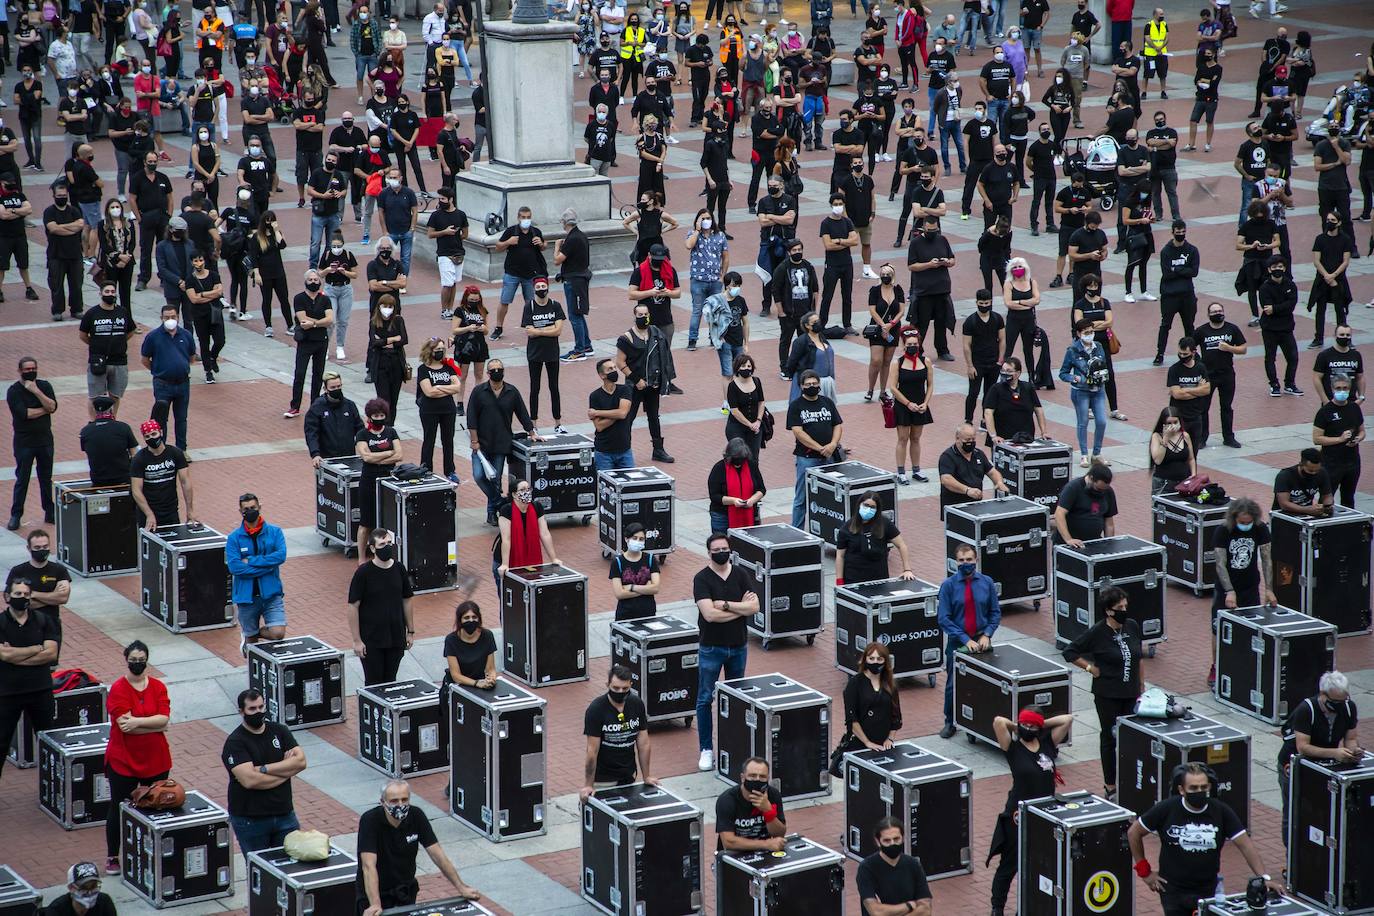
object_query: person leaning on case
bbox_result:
[1276,671,1361,848]
[935,543,1000,739]
[1062,585,1142,801]
[714,756,787,852]
[355,778,480,915]
[221,687,307,854]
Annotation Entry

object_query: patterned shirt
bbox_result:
[688,231,729,282]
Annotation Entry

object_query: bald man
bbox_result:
[937,423,1009,516]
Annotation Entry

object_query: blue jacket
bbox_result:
[225,522,287,604]
[936,570,1002,641]
[1058,338,1107,392]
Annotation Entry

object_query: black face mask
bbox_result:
[803,385,820,398]
[881,274,894,285]
[742,778,769,794]
[1209,313,1224,324]
[1017,726,1040,742]
[960,441,975,453]
[904,345,919,355]
[101,293,118,305]
[29,548,48,563]
[865,661,885,675]
[243,711,267,728]
[1173,233,1186,243]
[1184,790,1209,807]
[738,367,753,378]
[242,508,260,524]
[879,843,903,860]
[127,660,148,676]
[635,316,650,329]
[710,549,732,565]
[489,368,505,383]
[789,252,804,263]
[374,543,395,561]
[976,303,992,312]
[769,186,783,197]
[1336,337,1352,348]
[923,229,938,239]
[327,388,344,401]
[604,370,619,384]
[1325,698,1344,713]
[1040,129,1051,138]
[305,280,321,292]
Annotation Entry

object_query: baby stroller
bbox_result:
[1060,134,1121,209]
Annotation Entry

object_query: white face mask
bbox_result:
[359,11,367,18]
[198,130,209,140]
[1080,332,1095,343]
[238,190,251,200]
[68,88,78,97]
[163,318,178,332]
[141,65,151,74]
[700,218,712,229]
[110,206,122,218]
[387,177,400,188]
[249,86,260,96]
[728,286,742,297]
[379,306,395,318]
[831,205,844,215]
[331,244,343,254]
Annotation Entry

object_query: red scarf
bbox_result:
[508,501,543,568]
[725,461,756,529]
[243,516,265,536]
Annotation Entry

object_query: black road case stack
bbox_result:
[953,645,1072,747]
[992,438,1073,510]
[140,523,232,632]
[1054,535,1168,652]
[246,844,356,916]
[1289,753,1374,914]
[841,742,973,878]
[315,455,362,552]
[357,679,448,777]
[580,783,703,916]
[834,577,942,685]
[7,682,106,769]
[38,722,111,830]
[377,473,458,593]
[247,636,346,730]
[804,460,898,546]
[1215,605,1336,725]
[715,836,845,916]
[715,674,830,801]
[944,495,1052,607]
[55,479,139,577]
[1019,792,1134,916]
[510,433,598,522]
[728,524,825,649]
[0,866,40,914]
[598,467,676,559]
[1206,895,1324,916]
[120,790,233,908]
[608,616,699,725]
[1152,490,1230,595]
[379,899,496,916]
[500,563,588,687]
[449,677,547,842]
[1271,506,1373,636]
[1115,711,1252,829]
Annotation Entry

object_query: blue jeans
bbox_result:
[310,213,342,268]
[927,86,939,132]
[696,643,748,751]
[938,120,967,170]
[688,277,722,343]
[354,53,377,82]
[710,510,729,532]
[594,449,635,470]
[500,273,535,308]
[792,455,827,528]
[388,230,414,275]
[717,342,744,377]
[988,99,1010,138]
[451,40,473,80]
[472,448,507,516]
[563,277,592,351]
[1070,386,1108,455]
[1239,178,1256,227]
[152,377,190,450]
[990,0,1006,34]
[229,811,299,854]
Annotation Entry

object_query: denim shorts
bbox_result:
[717,342,744,377]
[1022,27,1042,49]
[236,594,286,636]
[80,201,103,228]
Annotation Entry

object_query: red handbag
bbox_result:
[880,393,896,429]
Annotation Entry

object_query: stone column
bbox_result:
[1089,0,1113,65]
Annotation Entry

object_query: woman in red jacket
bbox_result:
[103,640,172,875]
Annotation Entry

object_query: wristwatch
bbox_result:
[258,765,269,775]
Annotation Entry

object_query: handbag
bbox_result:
[1104,328,1121,355]
[1173,473,1210,497]
[365,171,384,197]
[861,321,881,341]
[880,393,896,429]
[827,731,862,777]
[130,778,186,810]
[759,407,775,444]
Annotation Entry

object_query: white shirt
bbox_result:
[48,38,77,79]
[422,11,446,44]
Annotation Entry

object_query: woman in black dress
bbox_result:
[450,286,489,413]
[1062,585,1142,800]
[987,707,1075,916]
[368,295,408,425]
[353,397,403,549]
[191,127,221,211]
[886,327,934,484]
[246,212,292,335]
[635,115,666,204]
[623,191,677,266]
[864,266,903,400]
[835,490,916,587]
[1121,185,1156,303]
[724,352,765,459]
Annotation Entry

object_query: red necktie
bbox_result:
[963,577,977,639]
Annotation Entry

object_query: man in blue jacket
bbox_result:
[936,541,1001,738]
[225,493,287,655]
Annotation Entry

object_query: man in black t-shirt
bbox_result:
[1067,211,1108,290]
[905,217,956,359]
[493,207,545,339]
[1166,338,1211,448]
[356,779,481,912]
[1026,124,1058,235]
[858,817,933,916]
[1053,463,1117,544]
[347,528,415,686]
[1234,123,1269,227]
[818,192,858,329]
[288,274,334,416]
[937,423,1008,513]
[306,155,349,268]
[80,291,136,412]
[1051,174,1092,286]
[589,358,633,468]
[1129,764,1282,916]
[1312,328,1363,404]
[580,665,655,799]
[44,183,86,319]
[1276,672,1360,846]
[128,419,193,530]
[221,687,306,853]
[0,177,35,300]
[1147,111,1181,220]
[1272,448,1333,516]
[1196,303,1246,447]
[293,95,326,207]
[984,357,1047,441]
[1309,219,1357,349]
[692,532,760,772]
[1187,52,1222,152]
[7,357,58,530]
[961,290,1005,424]
[976,145,1017,228]
[714,756,786,851]
[685,35,713,125]
[6,529,70,645]
[0,580,59,776]
[80,397,137,485]
[961,104,998,217]
[787,372,843,527]
[426,188,468,320]
[1313,375,1364,507]
[1155,222,1200,365]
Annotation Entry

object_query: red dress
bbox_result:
[105,676,173,778]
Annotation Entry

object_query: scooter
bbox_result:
[1306,83,1372,144]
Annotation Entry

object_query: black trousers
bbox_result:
[1262,328,1298,387]
[291,339,328,409]
[191,310,226,372]
[48,257,84,316]
[990,819,1019,909]
[1206,370,1236,443]
[0,689,53,777]
[1328,462,1361,508]
[898,45,918,86]
[705,183,730,228]
[1161,891,1204,916]
[777,314,802,371]
[1309,285,1350,342]
[1156,294,1197,357]
[746,157,769,208]
[1095,693,1136,786]
[373,357,405,424]
[820,262,853,327]
[138,211,168,282]
[360,646,404,685]
[1030,176,1056,227]
[1004,309,1037,370]
[420,411,457,476]
[394,143,428,192]
[909,293,951,356]
[528,358,561,422]
[961,158,989,215]
[965,365,999,423]
[1181,412,1207,452]
[690,79,709,124]
[627,384,664,444]
[106,764,168,856]
[260,275,292,329]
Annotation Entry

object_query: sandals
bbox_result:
[1110,410,1129,421]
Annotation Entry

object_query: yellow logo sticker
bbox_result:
[1084,870,1119,913]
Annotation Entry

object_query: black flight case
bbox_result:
[510,433,598,522]
[1271,506,1373,636]
[377,473,458,593]
[1215,605,1336,725]
[952,644,1072,748]
[7,681,106,769]
[38,722,111,830]
[246,844,356,916]
[1054,535,1168,653]
[728,523,825,649]
[715,835,845,916]
[1152,489,1230,596]
[119,790,233,908]
[841,741,973,878]
[597,467,676,559]
[1019,791,1134,916]
[1115,711,1251,830]
[714,673,831,801]
[139,523,233,633]
[834,577,942,686]
[314,454,362,552]
[449,677,547,842]
[0,865,40,915]
[608,616,699,725]
[992,438,1073,511]
[499,562,588,687]
[1206,895,1324,916]
[54,479,139,577]
[379,899,496,916]
[944,495,1052,608]
[580,782,703,916]
[357,678,448,777]
[1289,752,1374,914]
[803,460,897,547]
[247,635,347,730]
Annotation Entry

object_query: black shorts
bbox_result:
[0,234,29,271]
[1058,224,1078,257]
[1144,55,1168,78]
[1190,99,1217,124]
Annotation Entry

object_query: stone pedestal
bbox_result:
[1089,0,1114,65]
[454,19,634,280]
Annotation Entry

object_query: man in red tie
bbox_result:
[936,542,1002,738]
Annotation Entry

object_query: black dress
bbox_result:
[893,357,932,426]
[868,285,904,348]
[636,132,666,201]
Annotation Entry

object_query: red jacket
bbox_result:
[1106,0,1134,23]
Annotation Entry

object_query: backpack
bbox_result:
[52,668,99,692]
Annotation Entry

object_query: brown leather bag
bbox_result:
[130,778,186,811]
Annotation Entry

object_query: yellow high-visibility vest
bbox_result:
[1144,19,1167,56]
[620,26,646,62]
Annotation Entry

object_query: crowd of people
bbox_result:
[0,0,1370,911]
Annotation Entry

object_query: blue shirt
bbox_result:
[688,231,728,282]
[378,186,418,236]
[936,571,1002,641]
[140,326,196,381]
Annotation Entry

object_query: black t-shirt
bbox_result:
[693,564,754,647]
[80,306,133,364]
[415,362,459,415]
[1147,126,1178,170]
[583,692,647,783]
[926,50,955,89]
[1139,796,1246,896]
[294,101,325,152]
[984,380,1040,438]
[831,124,864,173]
[856,853,931,906]
[1166,359,1210,420]
[1070,9,1098,37]
[1272,465,1330,510]
[1055,185,1091,229]
[938,445,994,508]
[389,107,421,144]
[819,215,856,268]
[963,118,998,160]
[292,292,330,343]
[1068,227,1108,274]
[589,384,632,454]
[1004,734,1058,808]
[238,153,274,190]
[1211,522,1270,593]
[1022,0,1050,27]
[427,207,468,259]
[1280,696,1358,765]
[80,418,137,484]
[5,561,68,607]
[59,98,87,135]
[1115,143,1149,183]
[329,124,367,172]
[441,629,496,685]
[1239,217,1278,261]
[979,163,1016,204]
[610,553,656,619]
[979,60,1014,99]
[756,193,796,242]
[308,167,348,218]
[1194,62,1222,101]
[1312,231,1356,276]
[0,608,58,695]
[1027,138,1057,180]
[841,174,875,227]
[221,722,298,816]
[1237,138,1268,180]
[354,805,438,903]
[347,561,415,648]
[0,188,27,239]
[317,247,359,286]
[836,521,899,584]
[1056,476,1118,539]
[521,297,566,363]
[685,43,712,82]
[786,395,842,458]
[1313,346,1363,398]
[1314,138,1352,192]
[129,446,187,522]
[714,784,784,848]
[905,233,953,295]
[43,205,84,260]
[586,116,617,163]
[1315,401,1364,467]
[499,227,545,278]
[1197,321,1244,375]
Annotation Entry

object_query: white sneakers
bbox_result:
[861,266,879,279]
[336,346,346,360]
[1140,292,1158,301]
[1123,293,1136,303]
[698,750,713,771]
